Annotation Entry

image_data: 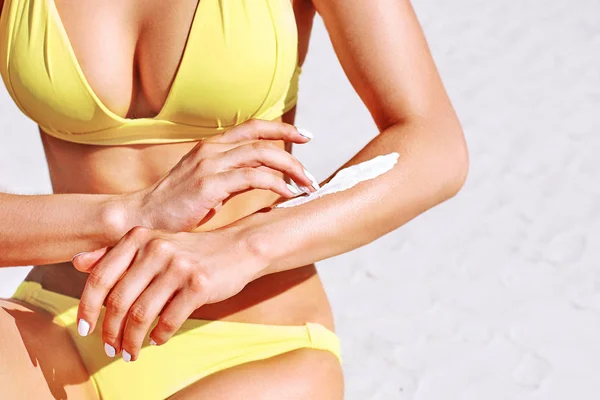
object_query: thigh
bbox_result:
[0,299,98,399]
[169,348,344,400]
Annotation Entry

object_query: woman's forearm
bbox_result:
[0,193,130,267]
[233,115,469,277]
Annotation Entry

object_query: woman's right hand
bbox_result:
[123,119,318,232]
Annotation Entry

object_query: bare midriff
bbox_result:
[22,0,334,331]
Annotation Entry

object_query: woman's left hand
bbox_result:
[72,226,264,362]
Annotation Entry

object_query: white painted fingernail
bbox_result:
[298,185,312,194]
[297,128,313,140]
[303,168,321,190]
[286,183,302,196]
[78,319,90,337]
[71,252,88,262]
[122,349,132,362]
[149,338,157,346]
[291,178,311,194]
[104,343,116,358]
[289,179,302,192]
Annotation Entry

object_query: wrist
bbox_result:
[99,193,147,244]
[228,213,279,280]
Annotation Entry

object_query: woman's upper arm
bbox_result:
[312,0,456,130]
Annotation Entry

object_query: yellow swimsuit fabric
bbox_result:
[12,281,342,400]
[0,0,300,145]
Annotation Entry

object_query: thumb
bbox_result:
[71,247,109,272]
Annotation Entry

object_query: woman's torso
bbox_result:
[2,0,335,329]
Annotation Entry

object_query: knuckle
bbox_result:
[106,292,126,313]
[195,157,213,172]
[78,301,96,316]
[285,123,298,135]
[102,330,119,343]
[128,304,149,325]
[245,118,261,129]
[196,178,219,201]
[196,179,222,206]
[128,226,149,241]
[260,141,278,151]
[158,316,178,333]
[241,167,258,181]
[148,238,174,254]
[169,256,193,273]
[265,174,279,188]
[87,270,108,289]
[195,175,208,190]
[187,271,208,294]
[250,141,265,153]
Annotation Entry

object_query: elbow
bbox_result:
[439,126,469,200]
[391,104,469,202]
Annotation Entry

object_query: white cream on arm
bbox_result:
[275,152,400,209]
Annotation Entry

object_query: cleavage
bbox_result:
[53,0,200,119]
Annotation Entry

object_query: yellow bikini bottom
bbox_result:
[12,281,341,400]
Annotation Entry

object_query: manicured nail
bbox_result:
[149,338,157,346]
[303,168,321,190]
[297,128,313,140]
[286,183,302,196]
[122,349,132,362]
[104,343,116,358]
[78,319,90,337]
[71,252,88,262]
[290,179,311,194]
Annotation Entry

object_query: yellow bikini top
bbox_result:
[0,0,300,145]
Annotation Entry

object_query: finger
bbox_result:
[150,287,207,345]
[189,140,255,159]
[194,204,223,228]
[77,226,148,336]
[101,239,169,357]
[72,247,109,272]
[206,168,304,200]
[211,120,311,145]
[216,141,314,188]
[120,274,178,361]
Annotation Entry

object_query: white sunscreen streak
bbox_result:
[275,152,400,209]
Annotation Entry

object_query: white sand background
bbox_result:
[1,1,600,398]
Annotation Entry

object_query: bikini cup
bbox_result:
[0,0,300,145]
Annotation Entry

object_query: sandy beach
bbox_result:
[1,1,600,398]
